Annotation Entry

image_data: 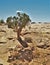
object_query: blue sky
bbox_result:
[0,0,50,22]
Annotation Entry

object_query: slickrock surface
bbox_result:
[0,24,50,65]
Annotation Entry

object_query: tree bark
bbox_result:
[17,27,22,39]
[17,27,28,48]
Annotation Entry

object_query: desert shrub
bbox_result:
[0,19,5,25]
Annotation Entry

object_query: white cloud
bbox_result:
[16,10,23,13]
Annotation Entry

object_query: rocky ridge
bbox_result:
[0,24,50,65]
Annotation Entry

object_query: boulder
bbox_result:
[0,36,7,43]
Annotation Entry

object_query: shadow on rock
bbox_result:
[18,37,28,48]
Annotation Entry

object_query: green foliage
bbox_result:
[6,16,15,28]
[6,12,31,29]
[0,19,4,24]
[17,12,31,28]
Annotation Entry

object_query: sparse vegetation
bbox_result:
[0,13,50,65]
[6,12,31,39]
[0,19,5,25]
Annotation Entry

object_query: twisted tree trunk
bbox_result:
[17,27,22,39]
[17,27,28,48]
